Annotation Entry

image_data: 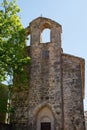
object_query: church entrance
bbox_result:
[41,122,51,130]
[36,106,54,130]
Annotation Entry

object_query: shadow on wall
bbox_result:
[0,84,8,123]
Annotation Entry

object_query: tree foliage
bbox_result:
[0,0,30,84]
[0,0,30,123]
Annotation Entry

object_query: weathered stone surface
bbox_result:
[11,90,29,124]
[84,111,87,130]
[62,54,85,130]
[11,17,85,130]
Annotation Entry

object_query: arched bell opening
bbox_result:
[40,28,51,43]
[26,34,31,46]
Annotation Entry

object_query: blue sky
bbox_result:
[1,0,87,110]
[17,0,87,110]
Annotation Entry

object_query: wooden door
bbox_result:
[41,122,51,130]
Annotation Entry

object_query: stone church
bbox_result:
[11,17,85,130]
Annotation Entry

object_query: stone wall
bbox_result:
[84,111,87,130]
[62,54,85,130]
[11,90,29,124]
[0,123,30,130]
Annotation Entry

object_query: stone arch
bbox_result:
[33,103,56,130]
[33,103,56,118]
[40,22,51,31]
[40,22,51,43]
[36,106,54,130]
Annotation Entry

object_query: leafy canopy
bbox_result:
[0,0,30,84]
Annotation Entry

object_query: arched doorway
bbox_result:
[36,106,54,130]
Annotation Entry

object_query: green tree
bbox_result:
[0,0,30,123]
[0,0,30,83]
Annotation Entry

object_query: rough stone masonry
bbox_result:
[11,17,86,130]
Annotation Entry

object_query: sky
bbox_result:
[1,0,87,110]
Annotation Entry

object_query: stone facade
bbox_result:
[85,111,87,130]
[11,17,85,130]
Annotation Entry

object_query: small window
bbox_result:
[40,29,51,43]
[42,50,49,59]
[26,35,30,46]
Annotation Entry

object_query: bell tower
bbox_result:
[28,17,63,130]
